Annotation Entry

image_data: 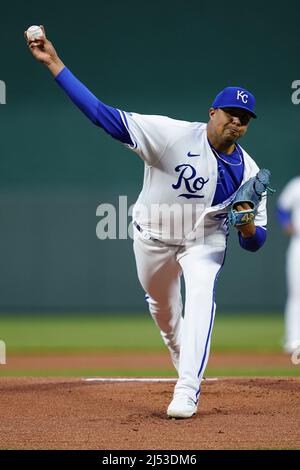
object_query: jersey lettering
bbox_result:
[172,164,209,199]
[213,213,228,220]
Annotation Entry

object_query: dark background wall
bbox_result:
[0,0,299,312]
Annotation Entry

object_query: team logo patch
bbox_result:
[172,164,209,199]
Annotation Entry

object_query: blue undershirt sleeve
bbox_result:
[276,206,292,228]
[238,226,267,252]
[55,67,133,145]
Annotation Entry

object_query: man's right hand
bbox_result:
[24,25,65,77]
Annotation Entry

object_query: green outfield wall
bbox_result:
[0,0,299,312]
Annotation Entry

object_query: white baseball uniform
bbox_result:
[278,177,300,352]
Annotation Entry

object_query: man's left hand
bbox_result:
[235,202,256,238]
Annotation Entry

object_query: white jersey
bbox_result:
[120,112,267,244]
[278,176,300,237]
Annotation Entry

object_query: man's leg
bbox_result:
[133,231,182,371]
[167,242,226,418]
[285,239,300,352]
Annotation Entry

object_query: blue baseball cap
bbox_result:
[212,86,257,118]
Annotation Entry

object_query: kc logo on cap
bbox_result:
[236,90,248,103]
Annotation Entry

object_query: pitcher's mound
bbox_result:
[0,376,299,449]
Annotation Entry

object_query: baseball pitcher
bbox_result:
[25,26,271,419]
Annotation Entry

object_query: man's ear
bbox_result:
[209,107,216,119]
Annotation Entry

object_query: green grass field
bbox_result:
[0,313,299,376]
[0,313,285,352]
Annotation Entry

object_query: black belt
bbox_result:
[133,221,156,241]
[133,222,186,247]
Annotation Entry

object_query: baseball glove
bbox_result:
[229,169,275,226]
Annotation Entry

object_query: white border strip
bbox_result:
[82,377,218,383]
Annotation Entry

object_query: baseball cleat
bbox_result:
[167,394,198,419]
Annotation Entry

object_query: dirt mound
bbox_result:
[0,377,299,449]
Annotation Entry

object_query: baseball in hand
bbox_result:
[26,25,44,41]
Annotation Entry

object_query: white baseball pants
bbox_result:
[133,227,226,404]
[285,237,300,351]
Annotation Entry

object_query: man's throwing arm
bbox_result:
[55,67,133,145]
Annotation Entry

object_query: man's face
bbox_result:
[209,107,252,144]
